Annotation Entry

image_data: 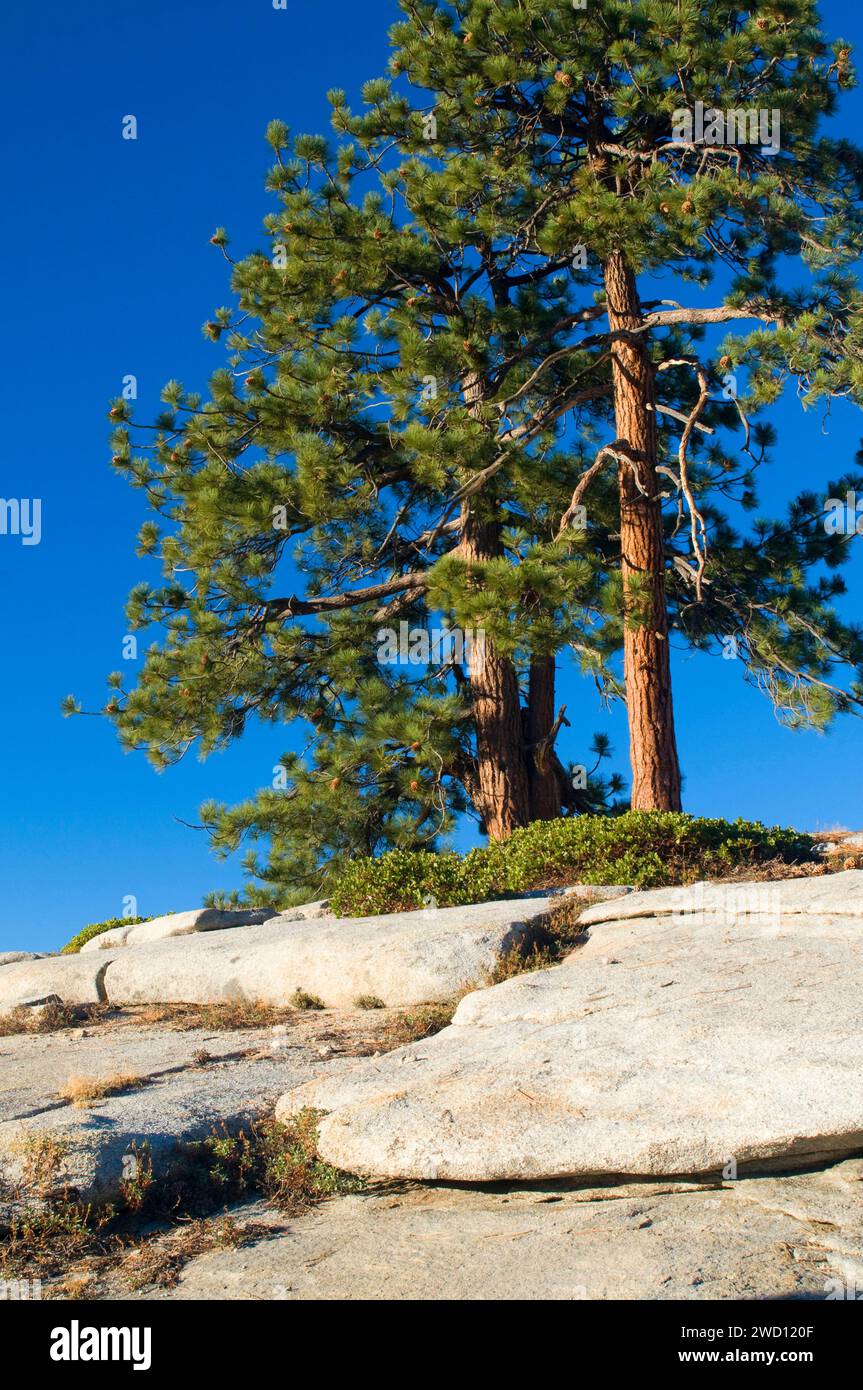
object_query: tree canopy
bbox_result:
[71,2,863,905]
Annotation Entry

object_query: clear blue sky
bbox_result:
[2,0,861,953]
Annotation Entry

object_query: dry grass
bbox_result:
[354,994,386,1010]
[1,1109,357,1290]
[135,1000,301,1031]
[540,894,590,949]
[835,854,863,871]
[489,941,557,983]
[0,1002,113,1038]
[0,1194,267,1294]
[57,1073,144,1109]
[116,1214,264,1292]
[715,849,863,881]
[44,1215,277,1297]
[379,997,461,1048]
[714,858,830,883]
[488,895,590,985]
[358,905,592,1049]
[812,834,863,872]
[53,1272,100,1300]
[14,1132,72,1198]
[0,1201,117,1283]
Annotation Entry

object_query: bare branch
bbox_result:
[264,572,428,622]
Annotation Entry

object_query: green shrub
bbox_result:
[330,813,817,917]
[60,916,152,955]
[381,998,462,1047]
[197,1110,361,1211]
[289,989,325,1012]
[329,848,485,919]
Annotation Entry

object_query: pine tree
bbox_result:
[87,108,627,880]
[373,0,863,808]
[72,0,863,904]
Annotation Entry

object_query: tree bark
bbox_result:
[457,507,533,839]
[603,249,682,811]
[526,654,564,821]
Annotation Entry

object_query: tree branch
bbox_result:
[264,572,428,621]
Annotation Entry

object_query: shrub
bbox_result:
[496,814,815,894]
[60,916,151,955]
[380,998,461,1048]
[0,1114,353,1287]
[198,1110,361,1211]
[330,813,817,917]
[289,989,325,1012]
[329,848,484,919]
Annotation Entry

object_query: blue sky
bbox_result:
[2,0,862,953]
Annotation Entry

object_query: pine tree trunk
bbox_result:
[603,250,682,811]
[526,654,563,821]
[456,368,534,839]
[458,508,532,839]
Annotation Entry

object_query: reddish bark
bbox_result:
[603,249,682,811]
[458,508,533,838]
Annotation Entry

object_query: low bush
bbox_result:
[60,916,152,955]
[0,1111,359,1288]
[379,998,462,1048]
[195,1109,362,1211]
[330,812,817,917]
[289,989,325,1012]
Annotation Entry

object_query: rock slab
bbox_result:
[0,954,118,1011]
[578,867,863,926]
[278,881,863,1181]
[161,1158,863,1302]
[101,898,554,1010]
[262,900,331,925]
[0,1019,366,1204]
[1,898,559,1012]
[80,908,270,952]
